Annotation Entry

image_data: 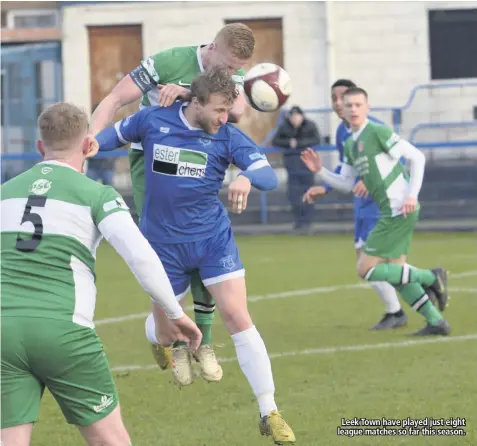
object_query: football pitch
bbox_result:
[32,232,476,446]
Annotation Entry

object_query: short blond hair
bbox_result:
[214,23,255,59]
[38,102,89,150]
[191,67,238,106]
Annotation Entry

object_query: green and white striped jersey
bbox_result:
[1,161,129,328]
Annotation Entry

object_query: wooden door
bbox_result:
[88,25,143,119]
[226,18,284,145]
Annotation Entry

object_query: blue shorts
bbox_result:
[354,216,379,249]
[150,227,244,300]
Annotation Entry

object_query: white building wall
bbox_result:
[329,1,477,144]
[62,1,328,114]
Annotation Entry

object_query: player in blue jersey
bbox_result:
[96,68,296,445]
[303,79,408,330]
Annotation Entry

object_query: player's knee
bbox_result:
[221,309,253,335]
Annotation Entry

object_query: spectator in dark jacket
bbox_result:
[272,106,320,233]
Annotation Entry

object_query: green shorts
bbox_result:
[1,317,118,428]
[362,210,419,259]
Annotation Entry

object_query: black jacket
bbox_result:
[272,119,320,152]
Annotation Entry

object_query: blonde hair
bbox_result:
[214,23,255,59]
[191,67,238,106]
[38,102,88,151]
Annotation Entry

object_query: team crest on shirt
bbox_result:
[29,179,52,195]
[199,137,211,146]
[152,144,207,178]
[220,255,235,271]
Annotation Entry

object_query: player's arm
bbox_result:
[99,211,183,318]
[95,110,147,151]
[323,127,345,193]
[388,139,426,199]
[90,54,164,135]
[231,131,278,191]
[301,147,356,193]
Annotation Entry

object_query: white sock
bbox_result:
[231,326,277,418]
[371,282,401,313]
[145,313,159,344]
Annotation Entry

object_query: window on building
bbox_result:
[428,9,477,80]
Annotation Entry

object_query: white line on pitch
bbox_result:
[95,270,477,327]
[111,333,477,373]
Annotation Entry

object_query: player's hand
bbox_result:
[300,147,322,173]
[228,175,251,214]
[401,197,418,217]
[169,315,203,353]
[302,186,327,203]
[157,84,191,107]
[85,134,99,159]
[353,180,368,198]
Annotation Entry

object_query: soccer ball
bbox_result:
[243,63,292,112]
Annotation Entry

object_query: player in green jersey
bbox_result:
[1,103,201,446]
[90,23,255,384]
[301,87,450,336]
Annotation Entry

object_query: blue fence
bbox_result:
[2,80,477,226]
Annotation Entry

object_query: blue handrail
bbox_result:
[409,121,477,143]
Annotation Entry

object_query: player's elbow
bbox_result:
[255,167,278,191]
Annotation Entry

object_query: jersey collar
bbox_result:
[352,119,369,140]
[196,45,207,72]
[179,102,202,130]
[40,160,79,172]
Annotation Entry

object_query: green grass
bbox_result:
[31,233,477,445]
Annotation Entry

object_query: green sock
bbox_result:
[397,283,443,325]
[190,271,215,346]
[368,263,436,287]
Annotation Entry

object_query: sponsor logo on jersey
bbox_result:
[93,395,115,413]
[231,74,244,86]
[141,57,160,83]
[249,153,266,161]
[178,80,191,87]
[152,145,207,178]
[29,179,52,195]
[385,133,400,149]
[160,127,170,133]
[199,137,211,146]
[220,255,236,271]
[41,167,53,175]
[103,197,129,212]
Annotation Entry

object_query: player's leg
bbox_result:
[357,213,450,335]
[355,217,407,330]
[189,270,223,382]
[31,320,131,445]
[201,228,295,444]
[79,405,131,446]
[1,424,34,446]
[143,241,193,379]
[1,318,42,446]
[191,270,216,345]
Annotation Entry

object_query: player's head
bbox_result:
[331,79,356,120]
[189,67,239,134]
[36,102,97,164]
[343,87,369,130]
[206,23,255,74]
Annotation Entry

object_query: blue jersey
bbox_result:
[109,102,270,244]
[331,116,384,219]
